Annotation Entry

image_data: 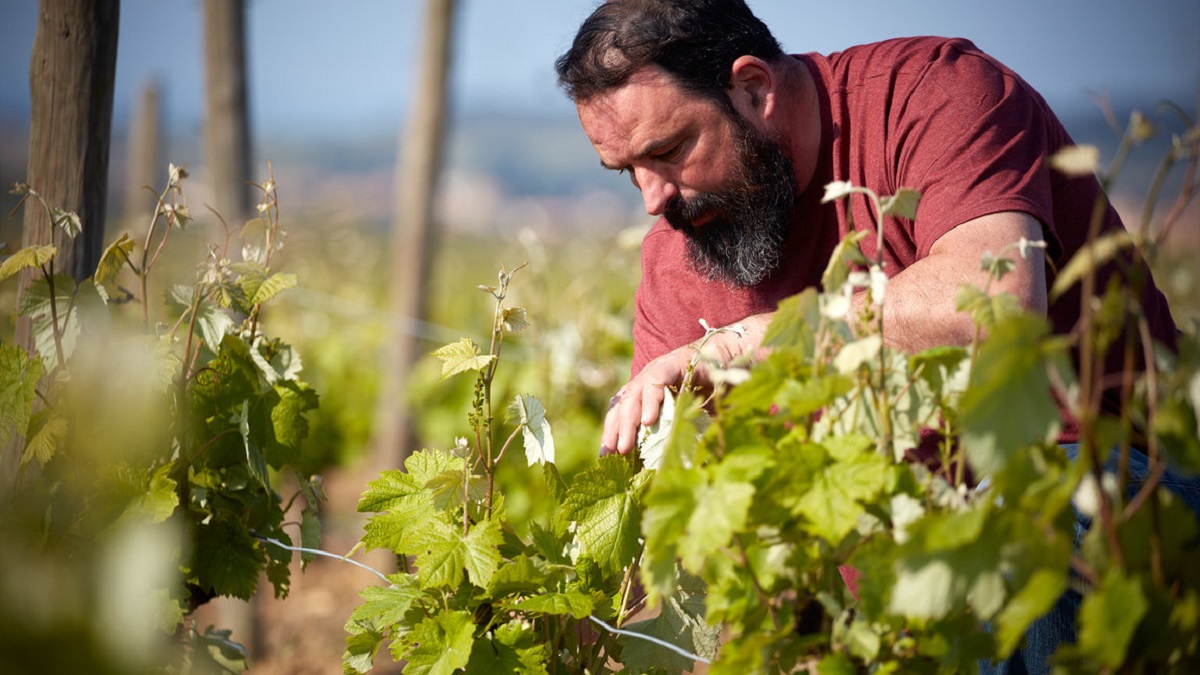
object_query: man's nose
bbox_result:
[635,168,679,216]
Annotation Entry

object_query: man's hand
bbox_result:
[601,313,773,456]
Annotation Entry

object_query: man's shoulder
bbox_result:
[815,36,989,74]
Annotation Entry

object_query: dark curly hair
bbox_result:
[555,0,784,105]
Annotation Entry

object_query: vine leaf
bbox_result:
[796,450,889,544]
[508,394,555,465]
[396,610,475,675]
[514,588,596,619]
[959,314,1062,476]
[432,338,495,379]
[0,344,43,450]
[1070,570,1148,668]
[465,620,549,674]
[638,388,675,470]
[415,520,502,590]
[1049,230,1134,301]
[620,571,718,674]
[95,233,134,285]
[0,245,55,282]
[562,456,646,575]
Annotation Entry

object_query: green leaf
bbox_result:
[167,284,235,355]
[0,244,56,282]
[1073,570,1148,668]
[235,400,271,489]
[993,568,1068,657]
[251,271,297,306]
[619,571,719,675]
[0,344,43,451]
[191,519,263,600]
[561,456,646,575]
[761,288,819,351]
[343,628,384,675]
[415,520,503,590]
[821,230,870,293]
[19,274,83,370]
[508,394,555,465]
[300,507,321,568]
[95,233,134,285]
[955,284,1023,333]
[432,338,495,379]
[347,578,425,631]
[796,449,889,544]
[880,188,920,220]
[678,468,756,571]
[397,610,475,675]
[21,409,66,467]
[123,463,179,524]
[959,314,1062,476]
[514,589,596,619]
[1049,229,1135,301]
[466,620,548,675]
[51,207,81,237]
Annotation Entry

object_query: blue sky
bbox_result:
[1,0,1197,137]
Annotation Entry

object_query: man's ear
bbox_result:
[728,55,775,121]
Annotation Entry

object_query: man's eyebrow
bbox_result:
[599,136,678,171]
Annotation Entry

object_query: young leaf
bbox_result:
[415,520,503,590]
[880,188,920,220]
[1072,570,1148,668]
[638,387,675,470]
[619,571,719,674]
[1048,144,1101,177]
[347,578,425,631]
[0,344,43,451]
[796,450,889,544]
[21,409,66,467]
[465,620,549,674]
[432,338,495,379]
[0,244,56,283]
[95,233,135,286]
[502,306,530,332]
[561,456,646,575]
[236,400,272,489]
[167,285,235,355]
[821,180,856,203]
[514,588,596,619]
[959,314,1062,476]
[508,394,555,465]
[51,208,81,238]
[1049,230,1135,301]
[191,519,263,600]
[299,507,321,568]
[396,610,475,675]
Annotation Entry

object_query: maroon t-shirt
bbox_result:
[632,36,1178,439]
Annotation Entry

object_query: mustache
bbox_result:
[663,192,730,231]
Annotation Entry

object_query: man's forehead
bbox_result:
[576,67,710,160]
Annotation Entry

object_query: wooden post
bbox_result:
[5,0,120,499]
[372,0,458,471]
[124,78,162,225]
[203,0,252,225]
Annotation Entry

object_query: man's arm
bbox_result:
[600,211,1047,456]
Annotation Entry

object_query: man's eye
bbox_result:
[654,144,683,162]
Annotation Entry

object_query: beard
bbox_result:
[663,111,797,288]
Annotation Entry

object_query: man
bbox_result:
[554,0,1177,457]
[555,0,1187,672]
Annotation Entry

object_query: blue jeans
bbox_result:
[978,444,1200,675]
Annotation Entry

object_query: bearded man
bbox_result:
[555,1,1190,673]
